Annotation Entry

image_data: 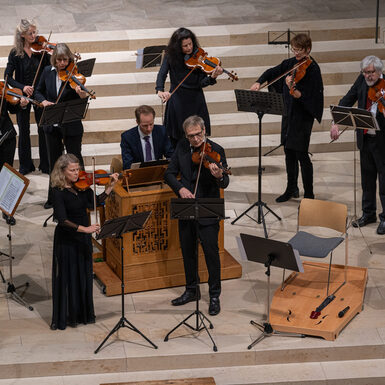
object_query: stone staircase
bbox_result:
[0,18,384,173]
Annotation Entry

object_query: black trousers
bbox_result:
[16,104,49,172]
[0,136,16,170]
[360,135,385,220]
[45,127,84,203]
[284,147,313,196]
[178,220,221,298]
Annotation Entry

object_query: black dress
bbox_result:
[51,187,107,330]
[156,53,217,145]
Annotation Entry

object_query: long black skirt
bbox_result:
[164,86,211,143]
[51,228,95,330]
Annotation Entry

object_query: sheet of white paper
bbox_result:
[0,167,25,215]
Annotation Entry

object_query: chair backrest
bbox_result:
[298,198,347,233]
[110,156,123,173]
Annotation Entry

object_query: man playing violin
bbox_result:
[35,43,88,209]
[164,115,229,316]
[250,33,323,203]
[330,55,385,235]
[120,105,174,170]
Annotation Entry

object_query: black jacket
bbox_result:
[35,65,84,136]
[338,74,385,150]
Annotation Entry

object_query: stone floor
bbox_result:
[0,151,384,384]
[0,0,384,35]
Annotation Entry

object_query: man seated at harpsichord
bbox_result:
[120,105,174,170]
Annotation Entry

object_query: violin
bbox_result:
[74,170,119,191]
[191,142,232,175]
[0,82,42,107]
[31,35,57,55]
[185,47,238,82]
[289,57,313,95]
[31,36,81,60]
[367,78,385,113]
[58,62,96,100]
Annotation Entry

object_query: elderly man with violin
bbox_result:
[331,55,385,235]
[120,105,174,170]
[35,43,88,209]
[250,33,323,203]
[164,115,229,316]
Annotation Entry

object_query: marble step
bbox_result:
[1,311,384,380]
[0,19,378,56]
[1,359,384,385]
[1,37,383,75]
[13,129,353,171]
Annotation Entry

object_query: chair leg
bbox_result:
[327,251,333,296]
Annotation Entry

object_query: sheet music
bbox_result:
[0,166,25,214]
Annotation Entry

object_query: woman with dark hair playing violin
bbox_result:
[156,27,223,148]
[35,43,88,209]
[5,19,51,175]
[50,153,118,330]
[250,33,323,203]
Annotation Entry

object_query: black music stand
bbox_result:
[39,97,89,127]
[330,105,379,253]
[231,89,284,237]
[136,45,167,69]
[239,233,305,349]
[94,211,158,354]
[164,198,225,352]
[77,58,96,77]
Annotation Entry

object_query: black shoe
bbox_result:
[2,212,16,226]
[19,165,35,175]
[44,201,53,210]
[171,289,200,306]
[275,188,299,203]
[304,193,315,199]
[208,297,220,316]
[377,220,385,235]
[352,214,376,228]
[39,167,50,174]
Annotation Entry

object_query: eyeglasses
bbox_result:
[290,47,305,54]
[186,130,203,140]
[362,70,377,75]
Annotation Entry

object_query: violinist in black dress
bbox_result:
[156,27,223,148]
[35,43,88,208]
[250,33,324,202]
[5,19,50,175]
[50,153,119,330]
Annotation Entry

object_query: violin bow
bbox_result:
[0,75,7,114]
[193,137,208,197]
[32,31,52,89]
[92,157,98,226]
[260,57,309,91]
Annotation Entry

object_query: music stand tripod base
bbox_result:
[164,198,225,352]
[94,211,158,353]
[231,90,284,237]
[240,233,305,349]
